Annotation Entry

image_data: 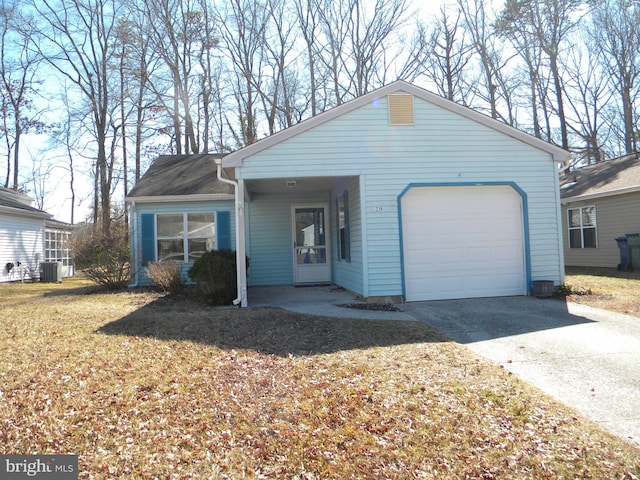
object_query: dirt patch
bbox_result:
[337,302,403,312]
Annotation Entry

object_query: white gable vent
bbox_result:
[388,93,414,126]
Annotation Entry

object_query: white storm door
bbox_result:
[293,205,331,284]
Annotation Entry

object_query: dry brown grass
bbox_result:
[565,267,640,317]
[1,277,639,479]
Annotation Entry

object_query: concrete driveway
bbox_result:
[250,286,640,448]
[403,296,640,449]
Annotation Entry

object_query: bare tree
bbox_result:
[32,0,122,234]
[256,0,308,134]
[590,0,640,155]
[497,0,583,149]
[294,0,325,116]
[0,3,46,190]
[563,44,612,164]
[423,5,473,103]
[457,0,517,124]
[144,0,203,154]
[347,0,411,96]
[116,2,164,183]
[216,0,268,146]
[314,0,411,106]
[194,0,221,154]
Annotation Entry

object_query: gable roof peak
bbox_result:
[222,80,570,168]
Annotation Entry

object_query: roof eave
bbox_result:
[125,193,235,204]
[222,80,572,168]
[561,185,640,204]
[0,205,51,219]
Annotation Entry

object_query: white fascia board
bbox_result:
[561,185,640,205]
[0,205,51,219]
[125,193,235,204]
[223,80,572,168]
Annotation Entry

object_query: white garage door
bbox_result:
[401,186,526,301]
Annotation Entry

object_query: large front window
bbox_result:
[568,206,597,248]
[157,213,216,262]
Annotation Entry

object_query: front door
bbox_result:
[293,205,331,284]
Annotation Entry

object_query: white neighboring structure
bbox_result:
[0,187,74,282]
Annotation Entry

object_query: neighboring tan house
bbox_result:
[127,80,571,305]
[560,153,640,268]
[0,187,74,282]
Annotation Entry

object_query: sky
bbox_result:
[22,0,466,225]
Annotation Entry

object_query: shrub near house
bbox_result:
[188,249,238,305]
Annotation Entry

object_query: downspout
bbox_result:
[128,200,139,288]
[214,157,247,307]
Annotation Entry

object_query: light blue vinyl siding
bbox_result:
[247,191,329,286]
[331,177,363,294]
[237,93,563,296]
[131,201,235,286]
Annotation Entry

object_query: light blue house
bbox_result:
[127,154,236,287]
[128,81,571,305]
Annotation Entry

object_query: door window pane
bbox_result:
[296,247,327,264]
[295,208,325,247]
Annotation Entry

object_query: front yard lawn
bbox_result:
[1,278,639,479]
[565,267,640,317]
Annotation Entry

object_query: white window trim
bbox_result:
[567,205,597,249]
[156,212,216,263]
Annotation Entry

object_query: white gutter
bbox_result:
[124,193,234,204]
[214,158,247,307]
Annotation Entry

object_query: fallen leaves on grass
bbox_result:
[1,279,639,479]
[565,268,640,316]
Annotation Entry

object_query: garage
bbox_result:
[401,185,527,301]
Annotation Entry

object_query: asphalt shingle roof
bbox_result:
[0,187,50,217]
[127,154,234,198]
[560,154,640,199]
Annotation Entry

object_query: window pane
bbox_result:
[188,213,215,238]
[583,227,597,248]
[188,238,215,261]
[569,229,582,248]
[296,247,327,264]
[157,214,183,237]
[568,209,581,228]
[296,208,325,247]
[158,239,184,262]
[582,206,596,227]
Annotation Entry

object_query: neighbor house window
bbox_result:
[157,212,216,262]
[337,191,350,261]
[45,230,72,266]
[568,206,597,248]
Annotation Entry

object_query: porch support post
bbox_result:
[236,178,248,307]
